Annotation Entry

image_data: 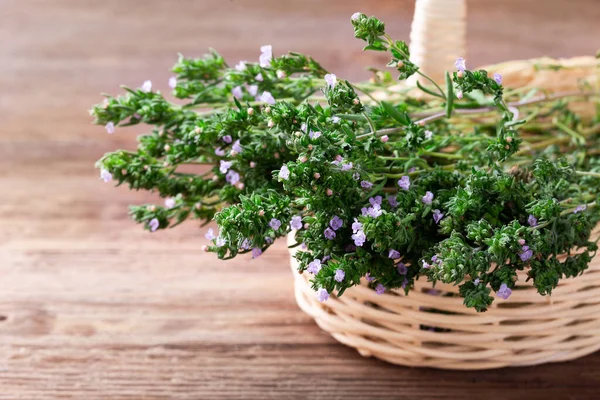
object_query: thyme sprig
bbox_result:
[93,13,600,311]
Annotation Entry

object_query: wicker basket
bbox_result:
[288,1,600,370]
[289,233,600,369]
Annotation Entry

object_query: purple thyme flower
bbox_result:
[528,214,538,227]
[473,278,480,285]
[100,168,112,183]
[493,73,503,84]
[520,245,533,262]
[388,249,401,259]
[141,80,152,93]
[205,228,216,240]
[232,140,243,153]
[246,84,258,97]
[433,209,444,224]
[290,216,302,230]
[264,237,274,245]
[422,260,431,269]
[255,73,263,82]
[222,135,232,144]
[259,45,272,67]
[456,89,463,99]
[330,215,343,231]
[397,263,407,275]
[148,218,159,232]
[388,196,398,208]
[316,288,329,302]
[431,255,441,264]
[381,135,389,143]
[164,197,176,209]
[352,218,362,233]
[322,255,331,263]
[232,86,243,99]
[398,175,410,190]
[241,239,251,250]
[341,162,353,171]
[351,12,362,21]
[258,91,275,105]
[401,278,408,289]
[269,218,282,230]
[574,204,587,214]
[324,227,336,240]
[454,57,466,72]
[365,205,382,218]
[422,191,434,205]
[252,247,263,259]
[309,130,321,139]
[361,180,373,189]
[307,259,322,274]
[234,61,247,71]
[375,283,385,295]
[105,122,115,134]
[365,273,375,282]
[352,230,366,246]
[332,116,341,123]
[169,76,177,88]
[324,73,337,89]
[219,160,233,173]
[496,283,512,300]
[279,165,290,180]
[369,196,382,206]
[334,269,345,282]
[215,237,226,247]
[226,170,240,184]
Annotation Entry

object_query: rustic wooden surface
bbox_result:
[2,0,600,399]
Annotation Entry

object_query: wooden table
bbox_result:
[2,1,600,398]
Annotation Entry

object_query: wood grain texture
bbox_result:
[1,0,600,398]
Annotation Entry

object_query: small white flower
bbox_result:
[141,80,152,93]
[324,73,337,89]
[255,73,263,82]
[234,61,247,71]
[168,76,177,89]
[258,91,275,105]
[331,116,341,123]
[164,197,176,209]
[247,84,258,97]
[105,122,115,134]
[259,45,272,67]
[351,12,362,21]
[232,86,243,99]
[100,169,112,183]
[454,57,466,72]
[276,70,286,79]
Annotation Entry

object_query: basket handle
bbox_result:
[409,0,467,83]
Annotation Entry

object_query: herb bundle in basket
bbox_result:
[92,14,600,314]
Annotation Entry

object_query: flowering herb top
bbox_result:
[93,14,600,312]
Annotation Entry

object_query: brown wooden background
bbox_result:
[2,1,600,399]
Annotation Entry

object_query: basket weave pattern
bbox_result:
[289,232,600,369]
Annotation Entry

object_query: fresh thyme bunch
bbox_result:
[93,13,600,312]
